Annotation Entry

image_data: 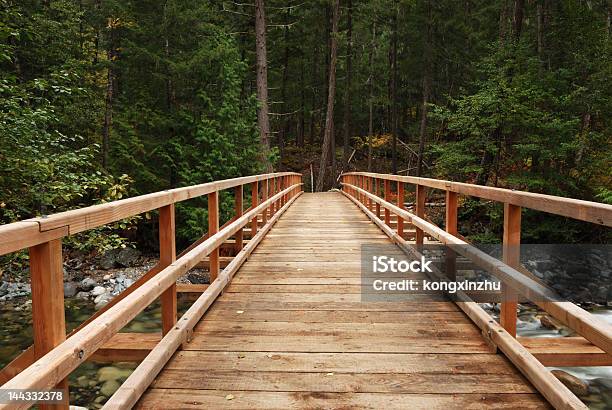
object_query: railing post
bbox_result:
[234,185,244,252]
[397,181,404,237]
[367,177,373,210]
[384,179,391,225]
[415,185,426,246]
[159,204,177,336]
[501,203,521,337]
[445,191,458,280]
[29,239,69,409]
[375,178,381,218]
[263,178,269,224]
[208,191,219,282]
[251,181,259,235]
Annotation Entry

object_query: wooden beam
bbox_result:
[29,239,69,410]
[501,203,521,337]
[384,179,391,225]
[342,172,612,227]
[519,337,612,367]
[234,185,244,252]
[89,333,160,363]
[445,191,458,281]
[397,181,404,237]
[159,205,177,336]
[251,181,259,236]
[208,191,219,282]
[415,185,425,246]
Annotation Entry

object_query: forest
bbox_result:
[1,0,611,252]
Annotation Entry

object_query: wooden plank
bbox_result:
[29,239,68,409]
[519,337,612,367]
[159,204,177,336]
[501,203,521,337]
[203,306,468,323]
[137,390,549,410]
[211,300,460,312]
[415,184,426,245]
[176,284,209,293]
[208,191,219,282]
[234,185,243,251]
[151,370,536,394]
[90,333,160,363]
[166,350,519,374]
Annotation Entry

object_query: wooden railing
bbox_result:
[340,171,612,410]
[0,172,303,409]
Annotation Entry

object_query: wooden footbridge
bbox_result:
[0,172,611,409]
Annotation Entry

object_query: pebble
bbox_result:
[103,274,111,281]
[91,286,107,296]
[100,380,120,397]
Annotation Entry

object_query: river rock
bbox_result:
[551,370,589,396]
[91,286,107,296]
[63,282,78,298]
[539,315,559,330]
[124,278,134,288]
[80,278,97,291]
[100,380,120,397]
[75,291,90,299]
[116,248,141,267]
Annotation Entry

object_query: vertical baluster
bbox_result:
[30,239,69,409]
[263,178,269,224]
[397,181,405,237]
[384,179,391,225]
[234,186,244,251]
[208,191,219,282]
[501,203,521,337]
[445,191,458,281]
[251,181,259,235]
[415,185,426,246]
[375,179,381,218]
[159,204,177,336]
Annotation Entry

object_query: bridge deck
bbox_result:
[137,192,548,409]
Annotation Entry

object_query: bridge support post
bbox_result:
[234,186,244,251]
[445,191,458,281]
[415,185,426,246]
[251,181,259,236]
[29,239,69,409]
[375,179,381,218]
[159,204,177,336]
[263,178,269,224]
[208,191,220,282]
[501,203,521,337]
[397,181,404,237]
[367,177,373,210]
[384,179,391,225]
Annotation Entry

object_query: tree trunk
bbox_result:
[367,23,376,173]
[512,0,525,40]
[536,0,544,59]
[342,0,353,166]
[255,0,273,171]
[391,3,399,174]
[102,22,116,170]
[416,0,432,178]
[278,12,290,169]
[315,0,340,191]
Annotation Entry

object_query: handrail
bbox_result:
[0,172,300,255]
[343,172,612,226]
[340,172,612,410]
[340,182,587,410]
[0,172,303,409]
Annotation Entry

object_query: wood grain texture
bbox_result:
[137,192,548,409]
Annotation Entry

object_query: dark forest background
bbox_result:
[1,0,611,253]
